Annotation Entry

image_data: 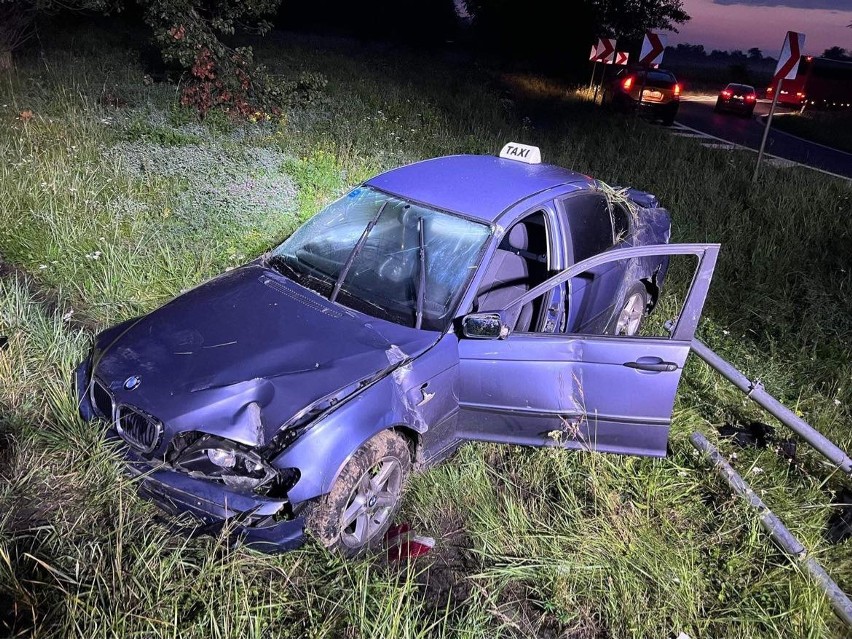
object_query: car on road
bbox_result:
[715,83,757,117]
[603,67,681,125]
[74,143,719,556]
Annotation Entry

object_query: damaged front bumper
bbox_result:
[76,358,306,553]
[126,455,306,553]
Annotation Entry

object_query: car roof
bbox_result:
[365,154,593,224]
[726,83,755,91]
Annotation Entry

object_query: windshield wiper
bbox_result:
[415,217,427,330]
[330,201,388,304]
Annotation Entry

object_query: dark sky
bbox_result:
[670,0,852,54]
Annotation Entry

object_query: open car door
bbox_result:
[456,243,719,457]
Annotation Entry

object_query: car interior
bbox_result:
[474,212,551,332]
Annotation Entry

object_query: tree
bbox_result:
[462,0,689,71]
[0,0,116,71]
[748,47,762,61]
[1,0,283,117]
[823,46,850,61]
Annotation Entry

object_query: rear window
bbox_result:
[727,84,755,93]
[645,70,676,84]
[562,194,614,263]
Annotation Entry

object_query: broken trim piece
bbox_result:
[690,431,852,629]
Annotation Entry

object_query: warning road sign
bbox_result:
[773,31,805,84]
[639,31,667,67]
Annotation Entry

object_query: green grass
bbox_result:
[772,111,852,155]
[1,26,851,638]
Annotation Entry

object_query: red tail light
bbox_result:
[622,76,634,90]
[721,90,732,98]
[796,92,804,97]
[745,94,756,102]
[674,83,681,97]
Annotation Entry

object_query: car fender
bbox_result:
[270,371,428,505]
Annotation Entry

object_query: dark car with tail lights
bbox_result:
[75,143,719,555]
[603,67,681,125]
[715,83,757,117]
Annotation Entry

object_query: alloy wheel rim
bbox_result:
[339,456,402,548]
[615,292,645,336]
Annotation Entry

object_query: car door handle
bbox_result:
[624,360,678,372]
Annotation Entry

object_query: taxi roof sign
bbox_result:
[499,142,541,165]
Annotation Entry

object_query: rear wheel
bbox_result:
[305,430,410,557]
[614,284,650,336]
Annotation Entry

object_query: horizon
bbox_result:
[669,0,852,57]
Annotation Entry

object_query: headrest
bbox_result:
[507,223,529,251]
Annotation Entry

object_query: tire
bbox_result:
[614,284,650,336]
[714,99,723,113]
[305,430,410,557]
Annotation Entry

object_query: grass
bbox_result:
[1,26,851,638]
[772,111,852,155]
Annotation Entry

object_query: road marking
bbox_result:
[668,120,851,182]
[671,132,709,138]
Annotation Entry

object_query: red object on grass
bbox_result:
[385,523,435,561]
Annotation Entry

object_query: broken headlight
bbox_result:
[170,434,292,495]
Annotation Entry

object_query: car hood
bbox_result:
[93,263,439,443]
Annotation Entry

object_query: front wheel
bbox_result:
[614,284,649,336]
[305,430,410,557]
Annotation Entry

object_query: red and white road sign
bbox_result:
[591,38,616,63]
[615,51,629,65]
[589,45,597,61]
[773,31,806,84]
[639,31,667,67]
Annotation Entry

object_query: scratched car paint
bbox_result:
[75,143,719,555]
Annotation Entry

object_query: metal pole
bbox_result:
[593,65,602,104]
[753,77,781,182]
[588,61,598,92]
[691,338,852,474]
[690,432,852,629]
[635,70,648,119]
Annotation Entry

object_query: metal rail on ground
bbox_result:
[691,338,852,474]
[690,432,852,629]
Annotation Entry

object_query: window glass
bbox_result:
[565,254,697,339]
[269,187,491,331]
[564,194,614,263]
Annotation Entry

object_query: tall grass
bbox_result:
[1,26,850,637]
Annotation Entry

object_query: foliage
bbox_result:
[823,46,852,62]
[143,0,284,117]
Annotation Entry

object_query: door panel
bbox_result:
[457,243,719,457]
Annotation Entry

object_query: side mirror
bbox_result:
[461,313,509,340]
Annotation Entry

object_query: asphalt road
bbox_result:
[676,96,852,180]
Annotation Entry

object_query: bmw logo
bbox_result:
[123,375,142,391]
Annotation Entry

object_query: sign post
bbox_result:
[588,45,599,91]
[753,31,805,183]
[590,38,616,103]
[636,32,667,116]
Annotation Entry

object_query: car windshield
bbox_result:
[267,186,491,331]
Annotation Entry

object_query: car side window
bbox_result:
[560,194,614,264]
[612,203,631,243]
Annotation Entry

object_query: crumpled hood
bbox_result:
[93,263,439,444]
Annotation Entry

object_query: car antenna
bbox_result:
[330,201,389,304]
